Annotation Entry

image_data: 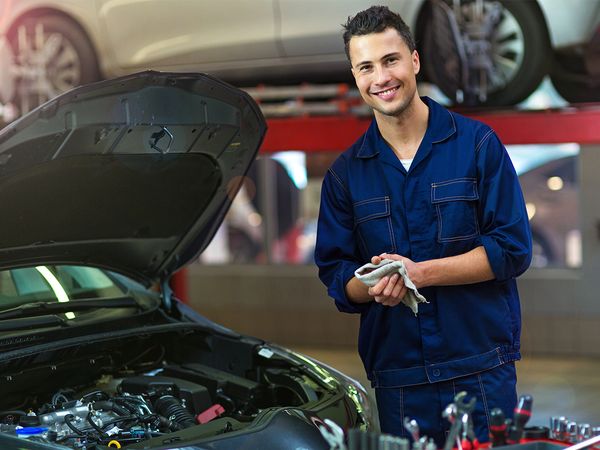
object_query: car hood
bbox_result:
[0,71,266,285]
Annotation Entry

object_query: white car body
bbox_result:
[0,0,598,111]
[538,0,600,47]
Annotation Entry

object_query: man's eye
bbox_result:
[359,65,371,72]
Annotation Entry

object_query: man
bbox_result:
[314,5,532,446]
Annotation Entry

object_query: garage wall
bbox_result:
[518,143,600,352]
[187,144,600,356]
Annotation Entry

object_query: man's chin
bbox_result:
[370,95,416,117]
[375,103,409,117]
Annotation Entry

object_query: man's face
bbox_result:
[349,27,420,118]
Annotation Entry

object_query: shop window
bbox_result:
[508,144,581,268]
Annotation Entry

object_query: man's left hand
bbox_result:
[377,253,424,289]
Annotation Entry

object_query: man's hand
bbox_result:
[346,246,494,305]
[379,246,495,288]
[377,253,424,288]
[367,254,408,306]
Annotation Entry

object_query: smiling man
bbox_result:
[314,6,532,445]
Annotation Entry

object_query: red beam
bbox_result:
[261,116,370,153]
[171,268,188,303]
[261,105,600,153]
[470,107,600,145]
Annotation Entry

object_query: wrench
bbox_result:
[443,391,476,450]
[404,417,421,442]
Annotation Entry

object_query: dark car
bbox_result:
[0,72,374,449]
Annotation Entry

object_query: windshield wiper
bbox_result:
[0,315,67,332]
[0,296,141,320]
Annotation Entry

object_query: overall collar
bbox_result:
[355,97,457,167]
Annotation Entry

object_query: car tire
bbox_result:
[550,72,600,104]
[421,0,551,107]
[7,13,101,114]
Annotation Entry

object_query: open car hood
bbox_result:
[0,71,267,285]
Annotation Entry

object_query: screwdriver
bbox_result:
[507,395,533,444]
[489,408,507,447]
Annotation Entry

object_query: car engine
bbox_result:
[0,328,335,449]
[2,373,228,447]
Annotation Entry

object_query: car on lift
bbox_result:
[0,71,374,449]
[0,0,598,115]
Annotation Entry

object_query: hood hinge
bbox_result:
[161,278,173,312]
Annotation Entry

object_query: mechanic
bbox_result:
[314,5,532,446]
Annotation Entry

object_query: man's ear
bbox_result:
[351,66,358,80]
[412,50,420,75]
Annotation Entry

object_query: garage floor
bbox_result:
[292,347,600,429]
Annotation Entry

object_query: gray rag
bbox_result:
[354,259,428,315]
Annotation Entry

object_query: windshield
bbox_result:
[0,265,126,312]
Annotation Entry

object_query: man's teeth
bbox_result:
[377,87,397,95]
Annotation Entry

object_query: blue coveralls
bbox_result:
[315,97,532,444]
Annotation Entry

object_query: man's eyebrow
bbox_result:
[381,52,401,60]
[355,52,402,67]
[354,59,372,68]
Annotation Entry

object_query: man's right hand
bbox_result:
[367,272,408,306]
[345,254,409,306]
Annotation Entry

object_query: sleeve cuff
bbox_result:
[329,262,371,314]
[480,235,507,281]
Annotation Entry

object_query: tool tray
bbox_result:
[496,442,566,450]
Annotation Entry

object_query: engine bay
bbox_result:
[0,326,331,449]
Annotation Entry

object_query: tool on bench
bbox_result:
[489,408,507,447]
[443,391,477,450]
[507,395,533,444]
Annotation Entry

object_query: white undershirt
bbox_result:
[400,158,413,171]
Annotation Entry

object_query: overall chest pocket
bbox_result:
[431,178,480,243]
[353,196,396,257]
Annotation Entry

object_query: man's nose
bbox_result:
[374,65,392,85]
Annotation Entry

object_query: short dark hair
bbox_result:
[342,5,416,62]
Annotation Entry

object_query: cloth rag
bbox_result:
[354,259,428,315]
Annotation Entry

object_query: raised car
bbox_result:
[0,0,598,115]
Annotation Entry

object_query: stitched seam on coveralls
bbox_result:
[354,197,390,223]
[399,387,406,438]
[329,167,368,254]
[387,213,397,253]
[328,168,350,196]
[436,203,480,242]
[354,196,389,206]
[478,373,491,433]
[431,178,478,202]
[475,129,494,153]
[432,177,477,188]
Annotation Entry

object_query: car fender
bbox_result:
[537,0,600,48]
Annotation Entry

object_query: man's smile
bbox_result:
[371,86,399,100]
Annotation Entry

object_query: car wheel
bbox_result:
[421,0,550,106]
[6,13,101,115]
[550,71,600,103]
